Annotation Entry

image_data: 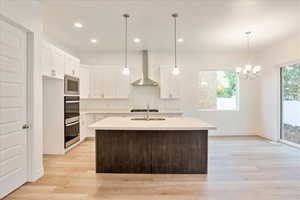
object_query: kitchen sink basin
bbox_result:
[131,117,166,121]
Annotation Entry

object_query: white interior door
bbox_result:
[0,20,27,198]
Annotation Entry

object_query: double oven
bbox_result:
[64,75,80,148]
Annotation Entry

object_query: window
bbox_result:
[198,70,239,111]
[281,64,300,145]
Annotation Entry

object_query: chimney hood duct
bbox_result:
[131,50,159,86]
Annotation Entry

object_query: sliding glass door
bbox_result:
[281,64,300,145]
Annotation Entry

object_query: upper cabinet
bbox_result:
[42,41,80,79]
[115,68,130,98]
[51,46,65,79]
[79,65,90,99]
[101,68,117,99]
[42,42,54,77]
[89,66,130,99]
[65,54,80,77]
[89,67,103,98]
[160,66,180,99]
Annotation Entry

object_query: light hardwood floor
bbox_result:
[4,136,300,200]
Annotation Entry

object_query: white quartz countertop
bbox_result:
[89,117,216,131]
[80,109,183,115]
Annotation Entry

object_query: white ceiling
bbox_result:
[41,0,300,54]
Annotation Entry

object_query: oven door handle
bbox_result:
[65,121,80,127]
[65,101,80,104]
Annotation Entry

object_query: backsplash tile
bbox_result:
[81,86,181,111]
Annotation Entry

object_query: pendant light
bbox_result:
[122,14,130,75]
[236,31,261,79]
[172,13,180,75]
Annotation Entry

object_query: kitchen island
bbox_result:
[89,117,216,174]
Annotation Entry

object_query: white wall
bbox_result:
[80,50,261,135]
[0,0,44,181]
[257,33,300,141]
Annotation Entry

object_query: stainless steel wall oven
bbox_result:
[64,95,80,148]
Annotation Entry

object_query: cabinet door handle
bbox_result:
[72,69,75,75]
[22,124,30,129]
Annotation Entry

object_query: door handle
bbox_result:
[22,124,30,129]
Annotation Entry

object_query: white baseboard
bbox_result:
[209,131,259,136]
[257,133,278,141]
[29,167,44,182]
[209,134,257,137]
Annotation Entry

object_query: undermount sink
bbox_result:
[131,117,166,121]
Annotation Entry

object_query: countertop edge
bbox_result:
[88,117,217,131]
[90,127,217,131]
[80,110,184,114]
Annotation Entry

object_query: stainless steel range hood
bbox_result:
[132,50,159,86]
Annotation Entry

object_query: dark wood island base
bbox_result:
[96,130,208,174]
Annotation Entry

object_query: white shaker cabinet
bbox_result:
[160,66,180,99]
[42,41,65,79]
[89,66,129,99]
[65,55,80,77]
[102,67,117,99]
[89,67,104,98]
[42,41,80,80]
[51,46,65,79]
[42,42,53,77]
[79,66,90,99]
[115,68,130,98]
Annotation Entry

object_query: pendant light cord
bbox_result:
[175,16,177,68]
[123,14,129,68]
[172,13,178,69]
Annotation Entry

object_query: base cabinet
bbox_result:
[96,131,152,173]
[80,114,87,141]
[151,131,207,173]
[96,130,208,174]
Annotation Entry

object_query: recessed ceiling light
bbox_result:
[74,22,83,28]
[133,38,141,43]
[90,39,98,44]
[177,38,184,43]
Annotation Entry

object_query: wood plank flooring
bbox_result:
[4,136,300,200]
